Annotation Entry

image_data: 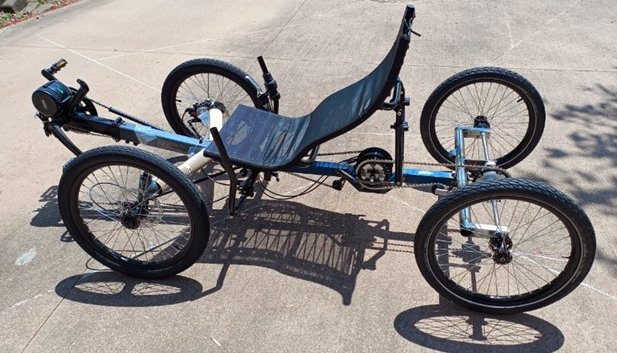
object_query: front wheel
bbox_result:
[58,146,210,278]
[414,179,595,314]
[420,67,545,169]
[161,58,260,139]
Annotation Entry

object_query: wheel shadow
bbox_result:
[56,272,203,307]
[200,200,412,305]
[34,161,411,306]
[47,194,412,307]
[394,299,564,353]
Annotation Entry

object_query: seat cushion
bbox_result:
[204,105,310,170]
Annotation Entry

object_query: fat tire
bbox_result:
[161,58,259,137]
[414,179,595,314]
[420,67,545,169]
[58,146,210,279]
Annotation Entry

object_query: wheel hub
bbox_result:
[191,99,227,116]
[120,213,140,229]
[474,115,490,129]
[119,202,143,229]
[492,251,513,265]
[489,232,513,265]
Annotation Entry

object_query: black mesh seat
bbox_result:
[204,5,415,171]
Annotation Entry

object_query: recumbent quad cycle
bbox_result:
[31,4,595,314]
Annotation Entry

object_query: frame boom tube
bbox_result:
[64,113,208,154]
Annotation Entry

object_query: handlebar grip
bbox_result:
[256,56,280,113]
[257,56,269,74]
[42,58,68,81]
[53,58,68,71]
[405,4,415,21]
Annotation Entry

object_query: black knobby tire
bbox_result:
[414,179,595,314]
[420,67,545,169]
[161,58,260,138]
[58,146,210,278]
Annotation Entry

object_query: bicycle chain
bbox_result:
[316,150,364,157]
[356,158,510,192]
[288,150,512,192]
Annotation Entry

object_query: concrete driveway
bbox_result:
[1,0,616,352]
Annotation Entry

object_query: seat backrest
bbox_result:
[204,5,416,171]
[295,4,415,157]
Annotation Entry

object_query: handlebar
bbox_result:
[257,56,269,74]
[34,59,164,130]
[405,4,415,21]
[257,56,280,113]
[34,59,91,121]
[42,58,68,81]
[403,4,421,38]
[68,79,90,112]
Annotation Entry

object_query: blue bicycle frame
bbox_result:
[53,109,490,192]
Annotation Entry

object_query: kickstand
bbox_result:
[209,127,237,216]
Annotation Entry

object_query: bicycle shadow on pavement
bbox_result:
[201,200,412,305]
[52,200,412,307]
[394,299,564,353]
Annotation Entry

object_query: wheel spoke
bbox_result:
[423,68,544,168]
[423,183,584,305]
[165,64,257,139]
[75,162,193,265]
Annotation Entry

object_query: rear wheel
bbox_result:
[161,58,260,139]
[420,67,545,169]
[58,146,210,278]
[414,179,595,314]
